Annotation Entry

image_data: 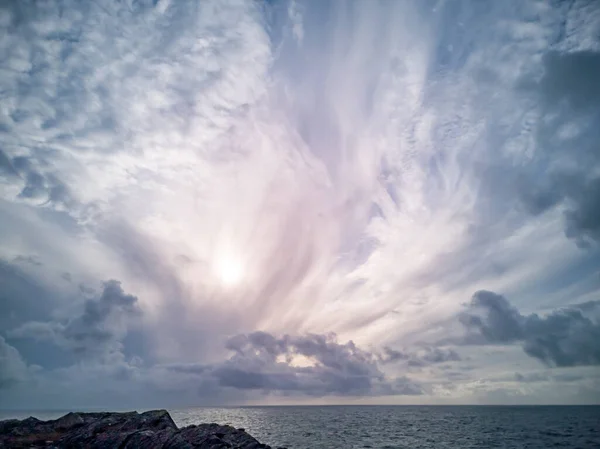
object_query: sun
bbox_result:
[215,253,244,287]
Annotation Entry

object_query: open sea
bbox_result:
[2,406,599,448]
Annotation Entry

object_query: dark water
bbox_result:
[171,406,600,449]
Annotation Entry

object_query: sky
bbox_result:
[1,0,600,409]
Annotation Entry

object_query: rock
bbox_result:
[53,413,84,431]
[0,410,271,449]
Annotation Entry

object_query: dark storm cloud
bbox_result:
[522,307,600,367]
[205,331,423,396]
[540,51,600,111]
[9,280,140,356]
[459,291,524,344]
[517,50,600,247]
[520,172,600,248]
[460,290,600,367]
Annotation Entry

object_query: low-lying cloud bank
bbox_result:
[178,331,423,396]
[1,280,424,404]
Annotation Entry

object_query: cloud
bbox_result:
[460,290,600,367]
[514,371,586,384]
[0,260,64,334]
[216,331,423,396]
[12,255,43,266]
[459,291,524,344]
[519,172,600,248]
[516,50,600,247]
[514,372,550,383]
[9,280,140,357]
[0,336,30,389]
[5,331,424,409]
[539,50,600,112]
[0,149,74,209]
[563,177,600,247]
[1,0,600,407]
[379,346,461,367]
[417,347,461,365]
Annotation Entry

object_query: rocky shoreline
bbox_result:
[0,410,280,448]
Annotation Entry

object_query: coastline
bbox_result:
[0,409,278,448]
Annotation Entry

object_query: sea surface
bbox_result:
[170,406,600,449]
[2,406,599,448]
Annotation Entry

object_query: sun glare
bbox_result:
[216,253,244,287]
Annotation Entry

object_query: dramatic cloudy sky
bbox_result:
[1,0,600,409]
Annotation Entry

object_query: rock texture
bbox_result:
[0,410,276,448]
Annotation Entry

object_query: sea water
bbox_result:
[170,405,600,449]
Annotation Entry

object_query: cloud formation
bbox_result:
[460,291,600,367]
[517,50,600,247]
[380,346,461,367]
[212,331,422,396]
[1,0,600,407]
[9,280,140,357]
[0,337,30,389]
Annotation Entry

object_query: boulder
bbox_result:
[0,410,271,449]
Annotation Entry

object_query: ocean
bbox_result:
[170,406,600,448]
[2,406,599,448]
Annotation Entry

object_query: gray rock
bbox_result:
[0,410,271,449]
